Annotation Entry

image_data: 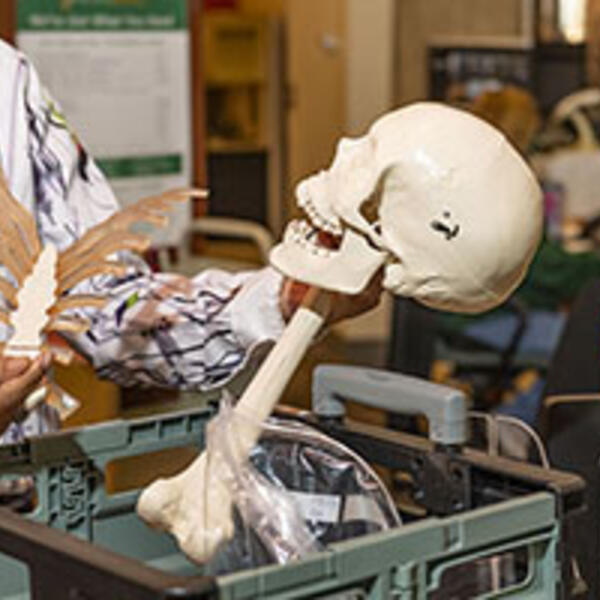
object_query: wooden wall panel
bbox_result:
[587,0,600,85]
[396,0,529,103]
[286,0,346,203]
[189,0,208,190]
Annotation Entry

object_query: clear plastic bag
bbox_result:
[205,397,400,574]
[468,411,549,467]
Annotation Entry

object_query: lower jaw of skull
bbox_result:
[269,220,387,294]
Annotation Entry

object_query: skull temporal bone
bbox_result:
[270,102,543,314]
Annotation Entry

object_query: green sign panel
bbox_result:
[97,154,183,179]
[18,0,188,32]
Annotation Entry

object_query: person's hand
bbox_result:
[279,269,384,325]
[0,353,51,435]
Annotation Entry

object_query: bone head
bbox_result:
[271,102,543,313]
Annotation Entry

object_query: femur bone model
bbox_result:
[138,102,543,564]
[0,168,205,410]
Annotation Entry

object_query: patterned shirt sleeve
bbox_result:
[0,40,285,393]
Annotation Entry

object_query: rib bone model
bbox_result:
[0,167,206,411]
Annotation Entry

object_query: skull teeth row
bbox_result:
[285,219,336,257]
[298,196,343,236]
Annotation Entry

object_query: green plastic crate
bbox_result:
[0,372,585,599]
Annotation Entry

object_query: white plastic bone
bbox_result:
[6,244,58,358]
[136,289,332,564]
[137,103,544,565]
[271,102,543,313]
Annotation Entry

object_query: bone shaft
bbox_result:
[237,289,330,421]
[210,289,331,472]
[173,294,330,487]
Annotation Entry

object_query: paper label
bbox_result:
[289,492,341,524]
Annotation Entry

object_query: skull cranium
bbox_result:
[271,102,543,313]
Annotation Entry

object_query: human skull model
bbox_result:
[271,102,543,313]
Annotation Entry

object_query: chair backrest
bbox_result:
[157,216,275,276]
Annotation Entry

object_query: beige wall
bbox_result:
[346,0,396,136]
[286,0,347,193]
[286,0,398,191]
[396,0,533,103]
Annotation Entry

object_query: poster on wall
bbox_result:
[17,0,192,246]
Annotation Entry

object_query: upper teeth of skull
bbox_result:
[298,194,342,236]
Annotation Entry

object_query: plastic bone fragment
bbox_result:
[0,171,206,412]
[270,102,543,313]
[137,288,332,564]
